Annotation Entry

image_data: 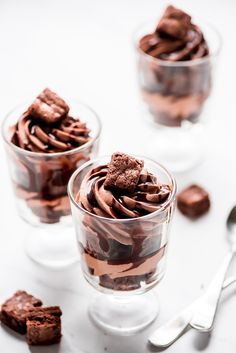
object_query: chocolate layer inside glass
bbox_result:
[138,5,211,126]
[76,153,173,291]
[9,88,91,224]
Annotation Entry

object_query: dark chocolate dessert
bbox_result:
[76,152,174,291]
[138,5,211,126]
[0,291,42,334]
[177,184,210,218]
[26,306,62,345]
[9,88,92,224]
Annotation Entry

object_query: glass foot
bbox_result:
[89,291,159,335]
[145,123,205,173]
[25,225,79,269]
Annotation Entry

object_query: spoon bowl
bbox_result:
[227,205,236,248]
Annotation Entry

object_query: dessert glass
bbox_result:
[68,156,176,334]
[2,100,101,268]
[134,19,222,172]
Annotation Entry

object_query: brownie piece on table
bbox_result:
[26,306,62,345]
[0,291,42,334]
[177,184,210,219]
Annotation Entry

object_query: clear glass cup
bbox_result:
[134,19,222,172]
[2,100,101,268]
[68,156,176,334]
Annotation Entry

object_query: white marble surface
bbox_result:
[0,0,236,352]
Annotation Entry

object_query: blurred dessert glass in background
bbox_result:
[134,5,221,172]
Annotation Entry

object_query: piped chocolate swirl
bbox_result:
[139,5,209,61]
[77,152,171,219]
[11,88,90,153]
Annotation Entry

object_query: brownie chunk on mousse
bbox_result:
[156,5,191,39]
[177,184,210,219]
[26,306,62,346]
[28,88,69,124]
[0,291,42,334]
[104,152,144,193]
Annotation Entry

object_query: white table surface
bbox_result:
[0,0,236,352]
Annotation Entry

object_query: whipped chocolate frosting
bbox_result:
[139,5,209,61]
[11,88,90,153]
[78,153,171,219]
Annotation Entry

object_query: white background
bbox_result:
[0,0,236,352]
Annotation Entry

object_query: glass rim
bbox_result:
[133,18,222,67]
[1,99,102,158]
[67,154,177,223]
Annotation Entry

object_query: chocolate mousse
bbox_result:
[9,88,91,223]
[138,5,211,126]
[76,152,174,291]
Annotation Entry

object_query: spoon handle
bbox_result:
[148,274,236,348]
[190,251,234,331]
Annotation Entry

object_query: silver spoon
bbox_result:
[149,205,236,348]
[148,275,236,348]
[190,205,236,331]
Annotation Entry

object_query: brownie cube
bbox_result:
[28,88,69,124]
[160,5,191,23]
[26,306,62,345]
[156,5,191,40]
[0,291,42,334]
[104,152,144,193]
[177,184,210,219]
